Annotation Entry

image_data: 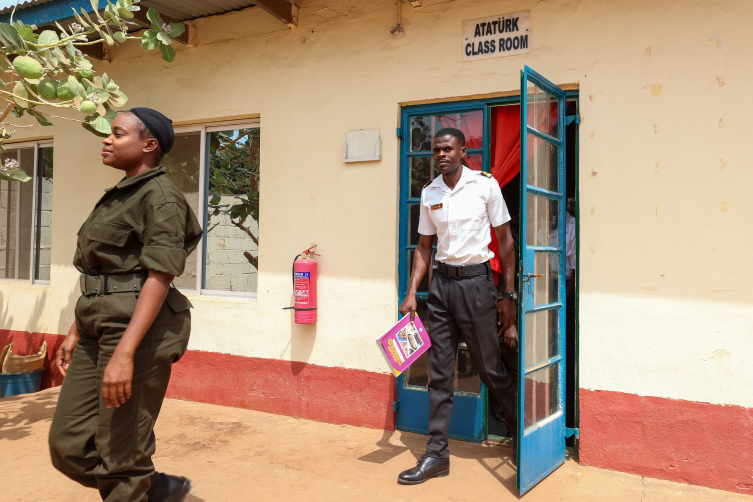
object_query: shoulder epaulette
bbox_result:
[423,180,432,189]
[478,171,493,179]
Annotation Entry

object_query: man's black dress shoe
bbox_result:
[398,455,450,485]
[148,472,192,502]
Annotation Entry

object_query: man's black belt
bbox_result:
[80,272,147,296]
[436,261,490,279]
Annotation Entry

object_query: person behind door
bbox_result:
[398,127,519,484]
[48,108,202,502]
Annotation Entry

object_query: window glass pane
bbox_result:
[163,132,201,289]
[526,82,559,139]
[524,308,558,368]
[35,147,53,281]
[205,127,260,293]
[409,204,420,245]
[524,363,559,430]
[18,149,33,280]
[0,149,34,280]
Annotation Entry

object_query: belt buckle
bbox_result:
[96,274,108,296]
[79,274,86,295]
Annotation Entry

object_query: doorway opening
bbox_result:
[395,90,580,454]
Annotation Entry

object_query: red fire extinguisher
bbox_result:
[284,245,319,324]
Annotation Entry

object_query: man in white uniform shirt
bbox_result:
[398,128,519,484]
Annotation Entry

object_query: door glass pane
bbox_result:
[163,132,201,289]
[524,363,559,429]
[527,83,559,139]
[205,127,260,293]
[526,136,558,192]
[526,193,559,246]
[411,111,483,152]
[534,251,559,307]
[455,344,481,394]
[524,309,558,368]
[410,157,431,198]
[35,147,54,281]
[463,154,483,172]
[409,204,421,245]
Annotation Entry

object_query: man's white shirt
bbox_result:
[418,166,511,266]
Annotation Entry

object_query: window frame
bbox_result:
[171,119,261,299]
[0,140,53,286]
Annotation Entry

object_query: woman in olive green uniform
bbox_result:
[49,108,202,502]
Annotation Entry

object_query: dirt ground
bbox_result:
[1,387,750,502]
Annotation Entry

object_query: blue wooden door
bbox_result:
[396,102,489,443]
[517,66,568,494]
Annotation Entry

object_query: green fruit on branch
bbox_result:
[107,82,118,91]
[80,100,97,114]
[76,69,94,80]
[13,81,29,108]
[113,31,126,43]
[38,79,58,100]
[13,56,44,79]
[56,82,74,100]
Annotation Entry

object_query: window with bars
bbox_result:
[161,121,260,296]
[0,142,53,283]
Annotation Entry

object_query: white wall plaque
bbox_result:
[343,130,381,163]
[462,10,531,62]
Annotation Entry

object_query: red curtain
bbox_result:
[486,104,557,283]
[488,106,521,283]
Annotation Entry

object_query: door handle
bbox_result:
[522,273,545,294]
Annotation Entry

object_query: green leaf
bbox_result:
[0,58,7,72]
[210,194,221,205]
[66,40,77,62]
[0,168,31,182]
[53,47,69,64]
[90,0,100,11]
[80,8,99,31]
[0,79,5,89]
[55,21,70,38]
[10,106,24,118]
[156,31,171,46]
[141,30,158,50]
[38,30,60,46]
[72,9,91,29]
[159,43,176,63]
[146,8,164,31]
[88,108,117,135]
[117,7,134,18]
[0,23,25,49]
[168,22,185,38]
[27,109,53,126]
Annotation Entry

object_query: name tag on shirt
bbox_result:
[430,203,443,210]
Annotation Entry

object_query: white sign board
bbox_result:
[462,11,531,62]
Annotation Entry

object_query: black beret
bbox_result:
[128,107,175,154]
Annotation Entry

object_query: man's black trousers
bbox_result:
[425,264,518,458]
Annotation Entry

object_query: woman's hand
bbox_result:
[56,323,81,377]
[102,351,134,408]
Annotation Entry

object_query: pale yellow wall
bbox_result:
[1,0,752,408]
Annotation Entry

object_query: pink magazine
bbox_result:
[376,314,431,377]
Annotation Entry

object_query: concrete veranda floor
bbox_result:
[2,387,750,502]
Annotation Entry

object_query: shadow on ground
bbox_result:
[0,389,58,441]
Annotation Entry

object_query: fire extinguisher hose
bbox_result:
[282,249,318,311]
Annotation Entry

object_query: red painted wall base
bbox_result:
[166,350,396,430]
[579,389,753,495]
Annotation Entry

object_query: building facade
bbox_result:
[0,0,751,495]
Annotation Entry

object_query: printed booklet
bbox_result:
[376,314,431,376]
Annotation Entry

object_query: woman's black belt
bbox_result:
[436,261,490,279]
[79,272,147,296]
